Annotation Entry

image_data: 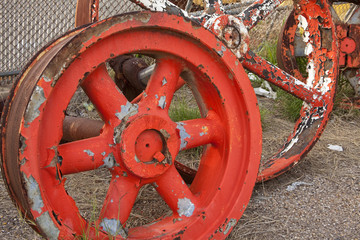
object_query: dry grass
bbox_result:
[229,115,360,239]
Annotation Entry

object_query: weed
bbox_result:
[259,106,271,129]
[257,40,278,66]
[16,208,36,228]
[169,94,202,167]
[276,89,303,122]
[76,193,100,240]
[295,57,308,79]
[169,97,201,122]
[248,72,263,88]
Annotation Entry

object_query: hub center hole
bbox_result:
[135,129,165,162]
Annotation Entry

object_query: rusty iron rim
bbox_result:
[255,0,339,182]
[0,26,86,234]
[1,12,261,239]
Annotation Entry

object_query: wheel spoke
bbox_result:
[142,58,182,111]
[242,50,322,105]
[98,172,140,234]
[154,166,197,217]
[58,135,115,175]
[237,0,285,30]
[176,111,224,151]
[81,64,128,124]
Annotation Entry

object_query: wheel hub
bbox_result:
[117,114,179,178]
[207,15,250,58]
[135,129,164,163]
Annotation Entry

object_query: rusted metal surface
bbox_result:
[109,55,148,101]
[347,24,360,68]
[62,116,103,142]
[276,10,304,81]
[1,12,261,239]
[0,91,9,114]
[336,23,360,69]
[0,27,84,236]
[75,0,99,27]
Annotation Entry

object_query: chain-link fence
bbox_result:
[1,0,258,86]
[0,0,143,84]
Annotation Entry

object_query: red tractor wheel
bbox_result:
[254,0,339,181]
[0,12,261,239]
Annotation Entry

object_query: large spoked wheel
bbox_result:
[1,12,261,239]
[253,0,339,181]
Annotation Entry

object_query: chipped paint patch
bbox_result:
[24,85,46,127]
[223,218,237,235]
[19,135,27,154]
[173,218,182,223]
[200,126,209,136]
[113,124,125,145]
[134,12,152,24]
[41,75,52,83]
[20,158,27,166]
[36,211,60,240]
[282,136,299,153]
[239,0,281,29]
[134,0,190,19]
[162,77,167,86]
[101,153,117,168]
[84,149,94,157]
[138,0,167,12]
[318,73,332,94]
[158,96,166,109]
[99,218,127,238]
[297,15,308,32]
[216,45,227,57]
[304,42,313,55]
[23,174,44,214]
[115,102,139,120]
[306,60,316,87]
[176,122,191,150]
[177,197,195,217]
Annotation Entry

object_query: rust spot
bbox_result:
[320,27,332,51]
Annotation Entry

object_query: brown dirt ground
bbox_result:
[0,101,359,239]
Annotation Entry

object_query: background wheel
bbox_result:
[240,0,339,182]
[1,12,261,239]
